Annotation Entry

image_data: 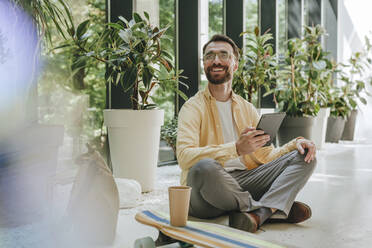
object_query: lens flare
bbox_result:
[0,1,52,247]
[0,0,41,135]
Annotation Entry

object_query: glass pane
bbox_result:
[209,0,224,38]
[134,0,160,26]
[38,0,107,159]
[245,0,258,32]
[200,0,224,91]
[150,0,175,124]
[278,0,287,58]
[134,0,176,124]
[303,0,309,31]
[244,0,258,50]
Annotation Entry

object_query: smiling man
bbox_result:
[176,34,317,233]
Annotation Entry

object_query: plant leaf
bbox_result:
[360,97,367,105]
[51,43,71,51]
[144,11,150,21]
[160,58,172,72]
[175,88,188,101]
[142,66,153,89]
[76,20,90,40]
[118,30,131,44]
[121,65,138,91]
[107,23,123,30]
[118,16,129,27]
[133,12,143,23]
[312,60,326,70]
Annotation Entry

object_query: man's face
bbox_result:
[203,41,237,85]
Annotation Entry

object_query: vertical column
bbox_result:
[224,0,245,49]
[323,0,337,61]
[307,0,321,26]
[106,0,133,109]
[200,0,209,50]
[176,0,200,112]
[259,0,277,108]
[287,0,303,39]
[259,0,278,53]
[134,0,159,26]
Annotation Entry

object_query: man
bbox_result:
[176,34,316,233]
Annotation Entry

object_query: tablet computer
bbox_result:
[256,112,286,146]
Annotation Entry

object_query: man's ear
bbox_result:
[233,59,238,71]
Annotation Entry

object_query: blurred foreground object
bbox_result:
[63,149,120,246]
[0,124,64,227]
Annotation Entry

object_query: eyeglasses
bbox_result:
[203,51,233,62]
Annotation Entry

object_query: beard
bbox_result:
[205,65,232,85]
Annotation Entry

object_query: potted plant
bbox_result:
[160,117,178,155]
[306,29,337,149]
[232,27,277,110]
[56,12,187,192]
[270,25,331,145]
[325,86,351,143]
[159,117,178,164]
[338,36,372,141]
[310,58,334,149]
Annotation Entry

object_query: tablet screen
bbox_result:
[256,112,286,146]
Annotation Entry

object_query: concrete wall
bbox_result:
[338,0,372,141]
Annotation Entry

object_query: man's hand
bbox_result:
[235,127,270,156]
[296,138,316,163]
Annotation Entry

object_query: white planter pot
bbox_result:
[310,108,330,150]
[104,109,164,192]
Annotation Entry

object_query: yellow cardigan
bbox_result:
[176,87,299,186]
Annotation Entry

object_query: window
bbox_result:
[200,0,224,90]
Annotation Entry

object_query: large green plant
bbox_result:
[327,86,353,118]
[160,117,178,154]
[270,25,333,117]
[303,26,336,109]
[14,0,74,47]
[56,12,187,110]
[232,27,277,107]
[326,35,372,118]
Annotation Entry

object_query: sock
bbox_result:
[251,207,273,226]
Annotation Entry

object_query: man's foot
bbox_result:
[228,212,260,233]
[268,201,312,224]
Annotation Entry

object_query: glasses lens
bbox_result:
[219,52,229,61]
[204,53,215,61]
[203,52,231,62]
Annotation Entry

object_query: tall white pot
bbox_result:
[104,109,164,192]
[310,108,330,150]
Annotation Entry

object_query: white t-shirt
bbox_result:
[215,99,246,171]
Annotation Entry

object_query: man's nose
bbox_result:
[212,54,222,63]
[212,61,223,67]
[211,55,223,66]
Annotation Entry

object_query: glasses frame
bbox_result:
[203,51,234,62]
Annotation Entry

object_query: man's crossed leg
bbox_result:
[187,150,316,232]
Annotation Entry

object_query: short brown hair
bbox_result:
[202,34,240,61]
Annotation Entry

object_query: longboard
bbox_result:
[135,210,286,248]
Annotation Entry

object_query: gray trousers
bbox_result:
[186,150,316,219]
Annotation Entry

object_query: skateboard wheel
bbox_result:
[178,241,194,248]
[134,236,156,248]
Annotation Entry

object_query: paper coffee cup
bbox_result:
[168,186,191,227]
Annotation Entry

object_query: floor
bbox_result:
[2,141,371,248]
[119,142,372,248]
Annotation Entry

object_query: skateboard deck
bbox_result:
[135,210,285,248]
